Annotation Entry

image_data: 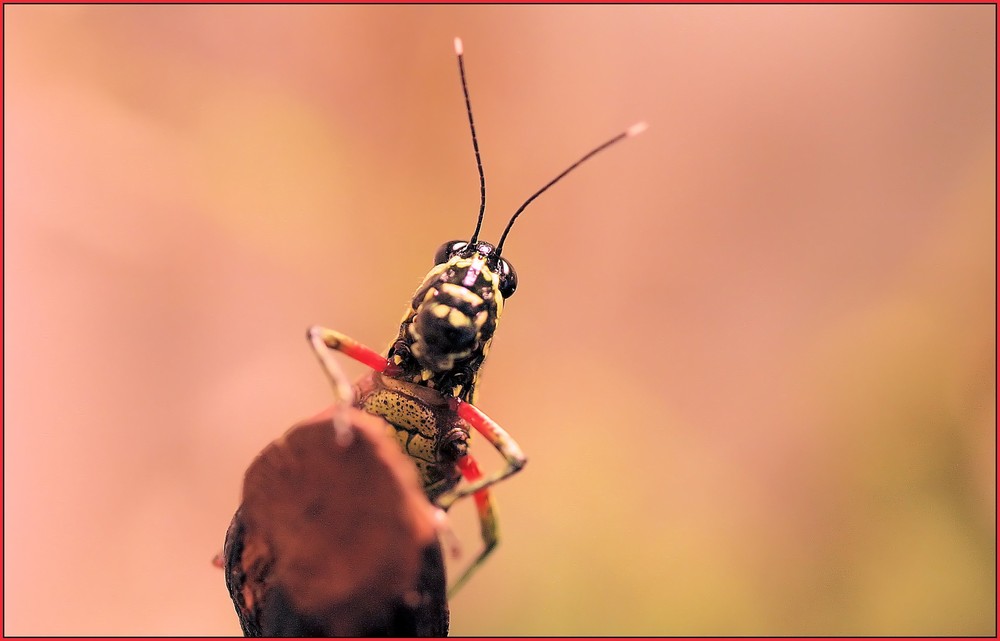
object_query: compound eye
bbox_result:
[433,240,467,266]
[497,259,518,298]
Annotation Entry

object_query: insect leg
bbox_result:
[306,325,390,373]
[306,326,385,444]
[437,399,527,509]
[447,454,500,597]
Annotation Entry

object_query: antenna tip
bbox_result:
[454,37,464,56]
[626,121,649,137]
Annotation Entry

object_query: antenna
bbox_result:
[495,121,648,255]
[454,37,487,244]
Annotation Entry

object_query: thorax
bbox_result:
[354,371,471,499]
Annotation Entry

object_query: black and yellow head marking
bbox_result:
[389,240,516,401]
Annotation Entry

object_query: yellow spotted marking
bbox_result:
[410,336,425,358]
[412,458,434,484]
[362,390,437,438]
[439,282,484,307]
[392,429,435,466]
[432,304,451,319]
[448,309,471,328]
[415,264,449,293]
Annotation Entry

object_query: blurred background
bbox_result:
[3,5,995,636]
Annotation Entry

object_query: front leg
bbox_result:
[446,454,500,597]
[306,325,392,444]
[437,399,527,510]
[307,325,392,374]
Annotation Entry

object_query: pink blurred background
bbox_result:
[3,5,995,636]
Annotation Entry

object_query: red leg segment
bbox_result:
[457,455,491,514]
[449,454,500,596]
[437,398,526,506]
[309,326,389,373]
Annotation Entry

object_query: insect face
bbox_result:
[408,240,515,375]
